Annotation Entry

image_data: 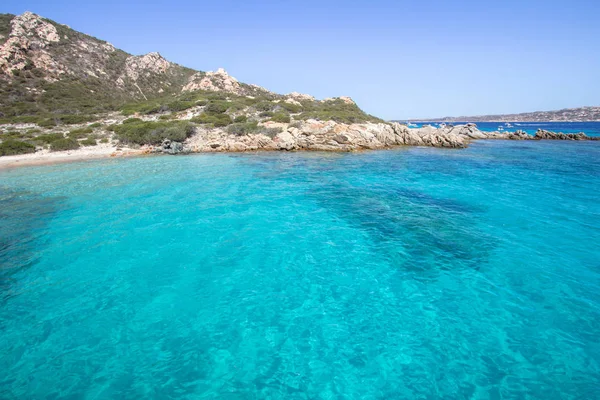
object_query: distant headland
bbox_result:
[410,106,600,123]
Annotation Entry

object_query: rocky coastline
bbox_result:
[154,123,600,155]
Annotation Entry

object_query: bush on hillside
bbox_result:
[0,140,36,156]
[233,115,248,123]
[68,127,94,138]
[227,121,259,136]
[80,138,97,146]
[190,113,232,127]
[279,102,303,113]
[166,100,195,112]
[204,101,229,114]
[270,113,291,123]
[254,101,274,112]
[58,115,97,125]
[50,138,80,151]
[35,132,65,144]
[114,120,195,145]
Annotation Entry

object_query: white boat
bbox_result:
[505,123,513,128]
[498,126,505,131]
[407,122,418,128]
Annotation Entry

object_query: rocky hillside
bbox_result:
[0,12,196,116]
[0,11,372,125]
[0,11,385,157]
[421,106,600,122]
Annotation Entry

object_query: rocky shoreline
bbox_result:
[155,122,600,154]
[1,122,598,170]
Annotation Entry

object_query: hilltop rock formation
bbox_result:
[0,12,62,76]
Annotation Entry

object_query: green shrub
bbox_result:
[3,131,27,140]
[35,132,64,144]
[114,120,195,145]
[196,99,209,106]
[234,115,248,123]
[296,99,383,124]
[50,138,80,151]
[99,138,109,143]
[254,101,274,112]
[204,101,229,114]
[88,122,103,128]
[68,127,94,138]
[227,121,259,136]
[0,140,36,156]
[38,118,57,128]
[159,114,174,120]
[0,115,41,124]
[279,102,303,113]
[226,102,246,112]
[80,138,97,146]
[58,115,96,125]
[259,111,274,118]
[26,128,41,134]
[190,113,232,127]
[270,113,291,123]
[167,100,195,112]
[259,126,282,139]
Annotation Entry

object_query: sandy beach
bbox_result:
[0,144,146,170]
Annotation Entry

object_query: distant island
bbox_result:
[411,106,600,122]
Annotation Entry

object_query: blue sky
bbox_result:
[3,0,599,119]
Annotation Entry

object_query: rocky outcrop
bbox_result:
[323,96,356,105]
[123,52,172,82]
[286,92,315,102]
[159,139,186,154]
[184,121,473,153]
[179,122,600,154]
[182,68,274,97]
[534,129,598,141]
[9,11,60,43]
[183,68,238,93]
[0,12,63,76]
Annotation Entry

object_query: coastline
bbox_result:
[1,123,599,171]
[0,144,146,170]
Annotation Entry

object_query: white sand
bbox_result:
[0,144,147,170]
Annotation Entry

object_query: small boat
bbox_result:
[407,122,418,128]
[505,123,513,128]
[498,126,505,131]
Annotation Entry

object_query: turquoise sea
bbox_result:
[1,140,600,399]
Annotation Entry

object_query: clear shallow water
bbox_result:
[1,141,600,399]
[410,121,600,136]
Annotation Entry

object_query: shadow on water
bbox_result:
[0,187,66,302]
[310,182,493,277]
[235,152,495,277]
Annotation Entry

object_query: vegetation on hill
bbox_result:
[0,139,35,156]
[0,11,385,155]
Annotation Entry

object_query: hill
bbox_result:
[0,11,378,126]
